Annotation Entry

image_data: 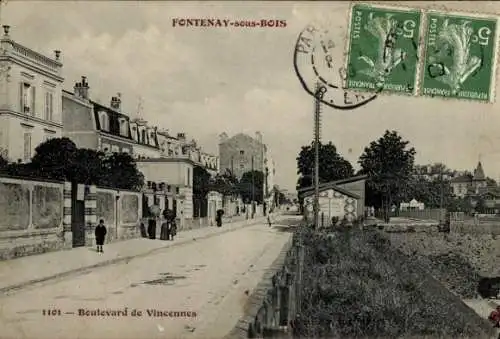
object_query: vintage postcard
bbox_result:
[2,1,500,339]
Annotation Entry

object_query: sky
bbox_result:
[4,1,500,191]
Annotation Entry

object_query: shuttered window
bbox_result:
[23,132,31,162]
[44,91,53,121]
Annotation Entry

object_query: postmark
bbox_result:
[293,23,379,110]
[420,11,499,102]
[345,3,423,96]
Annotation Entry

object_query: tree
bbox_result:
[72,148,106,185]
[487,177,497,187]
[100,153,144,190]
[475,196,487,213]
[296,141,354,190]
[209,169,239,196]
[239,170,264,204]
[193,165,211,199]
[31,137,78,180]
[402,163,455,209]
[358,130,416,222]
[193,165,212,218]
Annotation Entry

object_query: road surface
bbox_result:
[0,217,299,339]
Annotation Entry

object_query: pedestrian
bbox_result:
[267,209,274,227]
[162,209,176,240]
[95,219,107,253]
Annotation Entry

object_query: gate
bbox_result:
[71,182,86,247]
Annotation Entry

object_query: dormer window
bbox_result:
[119,118,129,137]
[98,111,110,131]
[131,126,137,140]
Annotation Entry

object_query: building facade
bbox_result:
[450,162,488,198]
[299,176,367,224]
[219,132,267,179]
[0,25,63,162]
[136,158,194,219]
[62,76,161,158]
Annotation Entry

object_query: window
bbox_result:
[240,163,245,169]
[99,111,109,131]
[44,91,53,121]
[119,119,129,137]
[21,82,35,115]
[240,150,244,155]
[23,132,31,162]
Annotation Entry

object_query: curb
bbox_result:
[0,216,270,296]
[224,236,295,339]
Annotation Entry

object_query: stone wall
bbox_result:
[0,176,66,260]
[225,234,304,339]
[86,187,142,246]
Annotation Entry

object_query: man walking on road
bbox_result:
[267,209,274,227]
[95,219,107,253]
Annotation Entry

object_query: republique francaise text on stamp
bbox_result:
[420,11,499,103]
[345,3,423,96]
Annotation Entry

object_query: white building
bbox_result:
[0,25,63,162]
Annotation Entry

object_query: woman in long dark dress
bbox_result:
[95,219,107,253]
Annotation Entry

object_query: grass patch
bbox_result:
[295,226,494,339]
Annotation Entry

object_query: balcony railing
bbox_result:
[9,41,60,74]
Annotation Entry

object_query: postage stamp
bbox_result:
[345,3,423,95]
[420,11,499,103]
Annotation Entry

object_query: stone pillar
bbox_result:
[62,182,73,249]
[85,185,97,246]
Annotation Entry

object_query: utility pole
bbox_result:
[440,168,444,209]
[251,155,255,218]
[313,83,322,229]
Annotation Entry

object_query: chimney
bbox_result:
[255,131,263,143]
[177,132,186,141]
[54,50,61,61]
[2,25,10,37]
[80,76,89,99]
[110,92,121,111]
[73,82,81,98]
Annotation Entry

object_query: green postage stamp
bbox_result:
[420,12,498,102]
[345,4,423,95]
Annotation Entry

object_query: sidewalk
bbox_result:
[0,215,268,295]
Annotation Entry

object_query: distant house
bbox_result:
[450,162,487,198]
[297,175,367,223]
[400,199,425,211]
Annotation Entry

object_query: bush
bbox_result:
[295,226,493,338]
[2,138,144,190]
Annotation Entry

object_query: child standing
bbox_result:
[95,219,107,253]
